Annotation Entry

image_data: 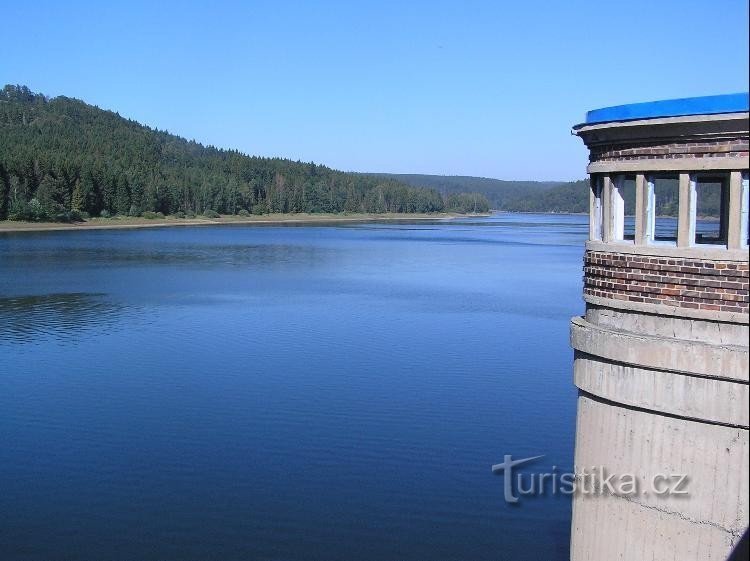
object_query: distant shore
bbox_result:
[0,212,481,234]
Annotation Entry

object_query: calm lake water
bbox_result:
[0,213,587,561]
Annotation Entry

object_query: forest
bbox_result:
[382,174,722,217]
[0,85,490,221]
[500,177,723,217]
[369,173,564,209]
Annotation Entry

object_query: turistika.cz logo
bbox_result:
[491,455,690,504]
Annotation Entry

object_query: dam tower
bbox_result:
[570,94,749,560]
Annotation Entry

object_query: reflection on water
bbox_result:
[0,293,125,345]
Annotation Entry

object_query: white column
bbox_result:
[677,173,695,248]
[589,176,603,241]
[611,175,625,241]
[644,175,656,244]
[602,175,612,242]
[737,171,749,249]
[743,172,749,248]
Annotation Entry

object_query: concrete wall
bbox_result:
[569,291,749,561]
[570,393,748,561]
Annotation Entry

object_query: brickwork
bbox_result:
[583,250,749,314]
[589,137,749,163]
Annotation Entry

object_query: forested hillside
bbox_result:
[0,85,489,221]
[379,173,718,217]
[373,173,594,213]
[502,180,590,213]
[3,85,709,222]
[499,177,721,217]
[370,173,563,209]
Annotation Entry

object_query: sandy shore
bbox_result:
[0,212,474,234]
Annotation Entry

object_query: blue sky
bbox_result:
[2,0,748,180]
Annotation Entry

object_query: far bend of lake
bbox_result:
[0,213,587,561]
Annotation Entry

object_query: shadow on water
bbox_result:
[0,293,125,344]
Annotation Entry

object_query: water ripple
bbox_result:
[0,293,126,345]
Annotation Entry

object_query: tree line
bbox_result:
[500,178,721,217]
[0,85,489,221]
[378,173,724,218]
[371,173,564,209]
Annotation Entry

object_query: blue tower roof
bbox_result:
[584,93,749,125]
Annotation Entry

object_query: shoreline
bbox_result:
[0,212,480,234]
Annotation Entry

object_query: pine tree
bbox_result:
[115,175,131,216]
[71,180,85,212]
